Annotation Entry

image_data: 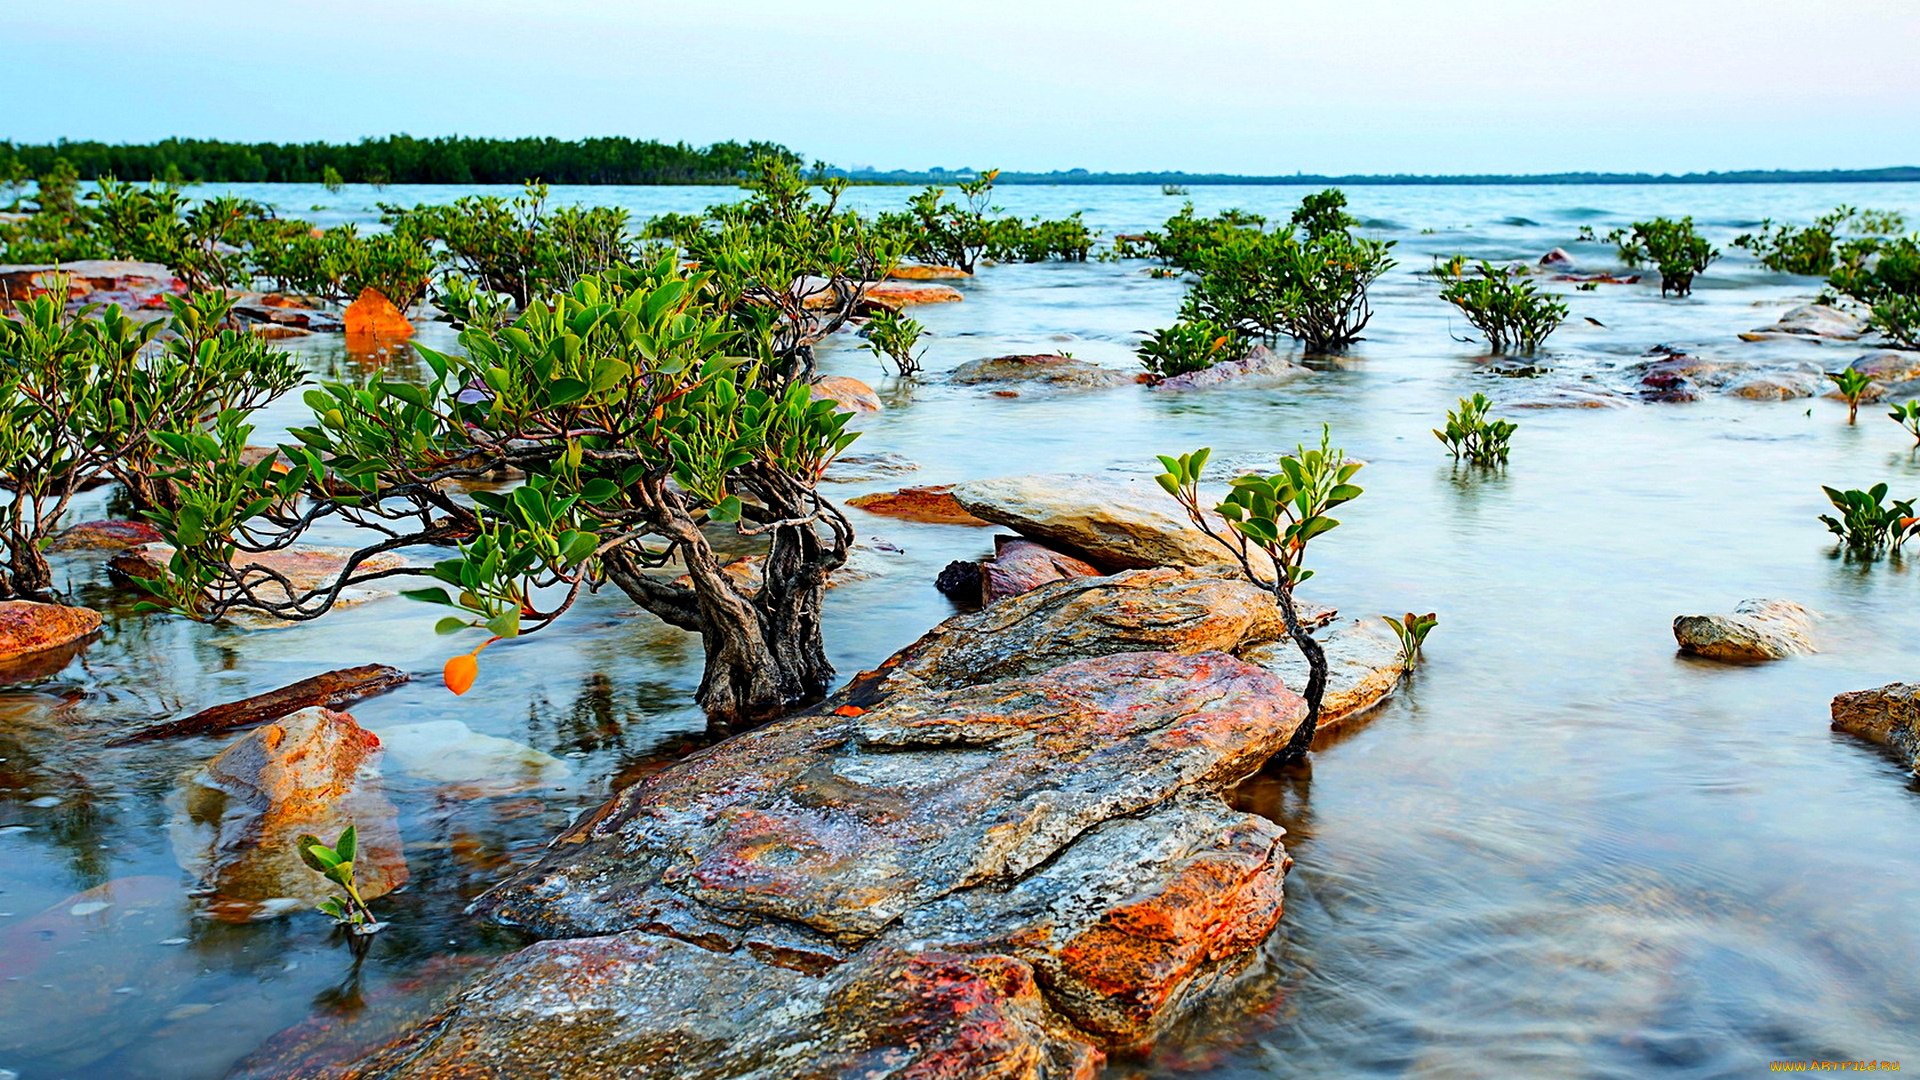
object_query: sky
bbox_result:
[3,0,1916,176]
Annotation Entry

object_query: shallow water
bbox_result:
[4,183,1920,1078]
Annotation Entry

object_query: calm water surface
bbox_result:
[4,183,1920,1079]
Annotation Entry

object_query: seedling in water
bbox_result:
[295,826,385,935]
[1382,612,1438,671]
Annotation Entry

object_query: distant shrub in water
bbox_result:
[1732,205,1906,276]
[1137,318,1242,380]
[863,308,926,376]
[1826,367,1875,424]
[1818,483,1918,557]
[1830,236,1920,350]
[1435,259,1568,351]
[381,182,639,307]
[1435,393,1517,465]
[1609,217,1718,297]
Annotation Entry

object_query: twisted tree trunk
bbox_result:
[1272,585,1327,762]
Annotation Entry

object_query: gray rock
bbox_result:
[950,353,1132,390]
[1150,344,1310,391]
[1738,304,1864,342]
[1726,367,1827,400]
[1850,351,1920,384]
[1672,599,1817,661]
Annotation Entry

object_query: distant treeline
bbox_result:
[0,136,804,185]
[843,166,1920,186]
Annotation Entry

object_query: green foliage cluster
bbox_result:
[1434,259,1568,351]
[1136,318,1242,380]
[249,221,439,309]
[1732,205,1906,276]
[0,135,802,186]
[1133,191,1396,358]
[869,171,1097,272]
[1829,236,1920,350]
[861,308,925,376]
[295,827,383,934]
[1435,393,1517,465]
[1818,483,1918,558]
[380,183,640,309]
[1607,217,1718,297]
[0,288,301,598]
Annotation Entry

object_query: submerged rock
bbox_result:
[110,544,409,612]
[846,484,989,525]
[0,601,103,684]
[0,259,182,310]
[1726,367,1826,400]
[1672,599,1817,661]
[1241,618,1407,733]
[169,707,407,921]
[1150,345,1310,391]
[1738,304,1863,342]
[1850,350,1920,385]
[809,375,883,414]
[1830,683,1920,771]
[46,518,166,552]
[1539,248,1575,269]
[369,719,572,797]
[950,354,1132,390]
[887,263,970,280]
[948,473,1269,573]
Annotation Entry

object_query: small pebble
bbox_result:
[114,986,137,995]
[158,937,189,946]
[25,796,60,808]
[163,1003,213,1021]
[69,901,112,917]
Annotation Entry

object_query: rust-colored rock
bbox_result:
[808,374,883,413]
[846,484,991,525]
[46,518,166,552]
[343,287,414,339]
[948,473,1276,575]
[308,938,1099,1080]
[0,600,102,677]
[1831,683,1920,772]
[864,280,964,307]
[478,650,1303,943]
[108,664,412,745]
[979,536,1102,603]
[169,707,407,921]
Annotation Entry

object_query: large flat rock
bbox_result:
[865,566,1323,696]
[477,650,1304,944]
[949,473,1270,573]
[308,937,1101,1080]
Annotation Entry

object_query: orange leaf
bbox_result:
[444,653,479,695]
[832,705,866,717]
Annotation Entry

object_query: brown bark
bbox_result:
[107,663,411,745]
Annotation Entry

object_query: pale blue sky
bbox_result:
[3,0,1915,174]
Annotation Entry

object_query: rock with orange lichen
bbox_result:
[168,707,407,921]
[299,938,1098,1080]
[477,650,1302,943]
[887,263,970,281]
[343,287,414,339]
[46,518,166,552]
[808,374,883,413]
[887,796,1288,1043]
[846,484,991,525]
[0,600,103,683]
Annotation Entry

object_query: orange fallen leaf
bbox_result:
[832,705,866,717]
